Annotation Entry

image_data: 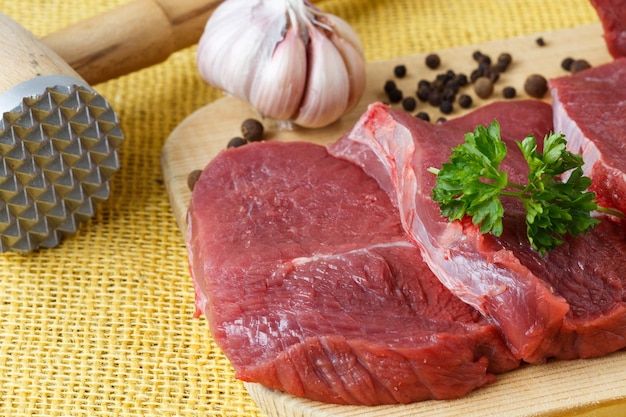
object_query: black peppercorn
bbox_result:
[416,111,430,122]
[394,64,407,78]
[440,100,453,115]
[425,53,441,69]
[458,94,473,109]
[241,118,264,142]
[502,86,516,99]
[536,37,546,46]
[227,137,247,148]
[428,91,443,107]
[561,57,574,71]
[402,97,417,112]
[497,52,513,71]
[570,59,591,74]
[524,74,548,98]
[417,84,430,101]
[384,80,397,94]
[387,88,403,103]
[187,169,202,191]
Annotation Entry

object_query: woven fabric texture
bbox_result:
[0,1,600,416]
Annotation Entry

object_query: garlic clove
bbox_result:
[248,14,307,121]
[293,23,350,128]
[317,14,366,114]
[198,0,287,100]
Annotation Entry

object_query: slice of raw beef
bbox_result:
[589,0,626,58]
[328,101,626,364]
[550,57,626,217]
[187,141,519,405]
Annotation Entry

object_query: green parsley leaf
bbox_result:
[430,120,620,256]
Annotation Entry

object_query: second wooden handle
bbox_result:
[41,0,222,85]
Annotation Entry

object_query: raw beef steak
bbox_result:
[550,57,626,218]
[328,101,626,364]
[187,141,518,405]
[590,0,626,58]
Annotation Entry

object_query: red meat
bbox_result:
[328,101,626,363]
[187,141,518,405]
[590,0,626,58]
[550,57,626,218]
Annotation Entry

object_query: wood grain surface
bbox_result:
[161,23,626,417]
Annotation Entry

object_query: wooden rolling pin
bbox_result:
[42,0,222,85]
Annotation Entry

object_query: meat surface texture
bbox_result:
[328,101,626,364]
[187,141,519,405]
[590,0,626,58]
[550,57,626,218]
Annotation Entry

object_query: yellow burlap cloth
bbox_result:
[0,1,600,416]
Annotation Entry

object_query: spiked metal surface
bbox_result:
[0,84,124,252]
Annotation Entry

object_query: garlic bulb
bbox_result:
[197,0,366,128]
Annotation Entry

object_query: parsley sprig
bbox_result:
[429,120,622,255]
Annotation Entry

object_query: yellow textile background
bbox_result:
[0,1,600,416]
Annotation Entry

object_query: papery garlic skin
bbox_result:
[197,0,366,129]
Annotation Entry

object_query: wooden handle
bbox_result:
[41,0,222,85]
[0,13,84,94]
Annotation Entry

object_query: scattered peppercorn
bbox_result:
[524,74,548,98]
[458,94,473,109]
[187,169,202,191]
[473,50,491,66]
[394,64,407,78]
[497,53,513,71]
[241,118,264,142]
[570,59,591,74]
[536,37,546,46]
[561,57,574,71]
[425,53,441,69]
[387,88,403,103]
[416,111,430,122]
[417,83,430,101]
[473,77,494,99]
[428,91,442,107]
[436,117,447,124]
[384,80,397,94]
[440,100,454,115]
[227,137,247,148]
[502,86,516,99]
[402,97,417,112]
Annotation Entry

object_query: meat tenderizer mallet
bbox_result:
[0,13,123,253]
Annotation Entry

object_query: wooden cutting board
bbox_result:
[161,22,626,417]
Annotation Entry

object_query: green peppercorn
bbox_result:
[524,74,548,98]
